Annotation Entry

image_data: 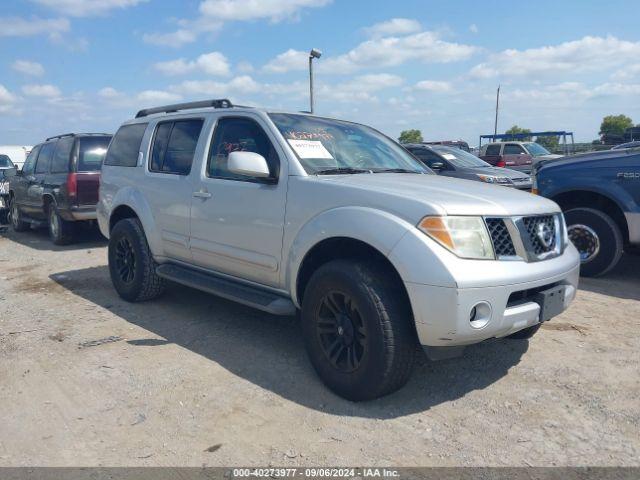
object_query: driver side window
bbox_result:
[22,145,41,175]
[207,117,279,181]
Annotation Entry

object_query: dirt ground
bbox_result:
[1,225,639,467]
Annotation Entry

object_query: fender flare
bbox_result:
[108,186,163,258]
[285,206,452,307]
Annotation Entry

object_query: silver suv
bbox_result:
[98,99,580,401]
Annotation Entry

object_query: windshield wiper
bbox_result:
[371,168,422,174]
[315,167,371,175]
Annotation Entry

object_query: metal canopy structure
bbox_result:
[479,131,575,155]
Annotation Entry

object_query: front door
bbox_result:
[189,115,288,288]
[27,140,56,219]
[12,145,40,215]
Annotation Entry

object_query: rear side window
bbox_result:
[485,144,501,156]
[51,137,74,173]
[78,136,110,172]
[504,144,526,155]
[104,123,148,167]
[35,141,56,174]
[149,119,203,175]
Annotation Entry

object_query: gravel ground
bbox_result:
[1,225,639,467]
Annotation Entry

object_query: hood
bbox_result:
[316,173,558,218]
[456,166,531,180]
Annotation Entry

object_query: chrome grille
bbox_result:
[522,215,557,255]
[485,218,516,257]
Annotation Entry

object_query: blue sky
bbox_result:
[1,0,639,145]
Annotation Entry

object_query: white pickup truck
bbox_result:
[98,100,580,401]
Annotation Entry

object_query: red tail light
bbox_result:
[496,159,506,168]
[66,173,77,198]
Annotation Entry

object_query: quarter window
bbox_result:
[35,141,56,174]
[50,137,74,173]
[207,117,279,181]
[104,123,148,167]
[149,119,203,175]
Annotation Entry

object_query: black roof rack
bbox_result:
[45,132,111,141]
[135,99,234,118]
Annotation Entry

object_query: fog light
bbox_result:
[469,302,492,329]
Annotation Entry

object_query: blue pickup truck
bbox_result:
[534,148,640,276]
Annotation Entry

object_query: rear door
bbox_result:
[502,143,533,171]
[74,136,111,207]
[48,136,74,208]
[481,144,502,166]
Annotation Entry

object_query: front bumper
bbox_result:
[0,194,9,211]
[405,247,580,347]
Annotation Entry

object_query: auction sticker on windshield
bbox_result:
[287,139,334,159]
[442,153,457,160]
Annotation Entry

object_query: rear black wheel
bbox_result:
[10,198,29,232]
[565,207,623,277]
[48,205,76,245]
[108,218,165,302]
[301,259,417,401]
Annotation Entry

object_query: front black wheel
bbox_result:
[108,218,165,302]
[301,260,417,401]
[565,207,623,277]
[10,198,29,232]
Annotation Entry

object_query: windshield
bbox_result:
[78,136,111,172]
[269,113,429,175]
[0,155,14,168]
[523,142,551,157]
[433,147,491,168]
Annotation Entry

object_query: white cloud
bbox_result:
[22,84,61,97]
[0,85,18,112]
[30,0,147,17]
[236,61,254,73]
[154,51,231,76]
[199,0,332,22]
[12,60,45,77]
[98,87,123,98]
[363,18,421,38]
[611,64,640,81]
[263,49,308,73]
[136,90,182,103]
[470,36,640,79]
[0,16,69,38]
[320,74,404,103]
[414,80,453,93]
[171,75,262,97]
[143,29,198,48]
[323,32,478,74]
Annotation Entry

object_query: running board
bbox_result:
[155,264,296,316]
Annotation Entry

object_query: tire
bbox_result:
[10,198,29,232]
[565,207,623,277]
[108,218,165,302]
[506,323,541,340]
[301,259,417,401]
[48,204,76,245]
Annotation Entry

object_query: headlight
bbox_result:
[418,216,495,259]
[477,174,511,184]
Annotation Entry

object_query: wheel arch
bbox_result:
[552,189,629,244]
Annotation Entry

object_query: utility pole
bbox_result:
[309,49,322,114]
[493,85,500,141]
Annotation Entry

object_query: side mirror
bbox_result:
[429,161,445,170]
[228,151,271,179]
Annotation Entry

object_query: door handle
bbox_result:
[193,190,212,199]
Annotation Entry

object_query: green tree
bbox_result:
[536,135,559,150]
[504,125,532,141]
[599,114,633,138]
[398,129,423,144]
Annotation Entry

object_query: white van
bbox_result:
[0,146,32,170]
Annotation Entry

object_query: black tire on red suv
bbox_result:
[48,204,76,245]
[301,259,417,401]
[10,197,29,232]
[108,218,165,302]
[565,207,623,277]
